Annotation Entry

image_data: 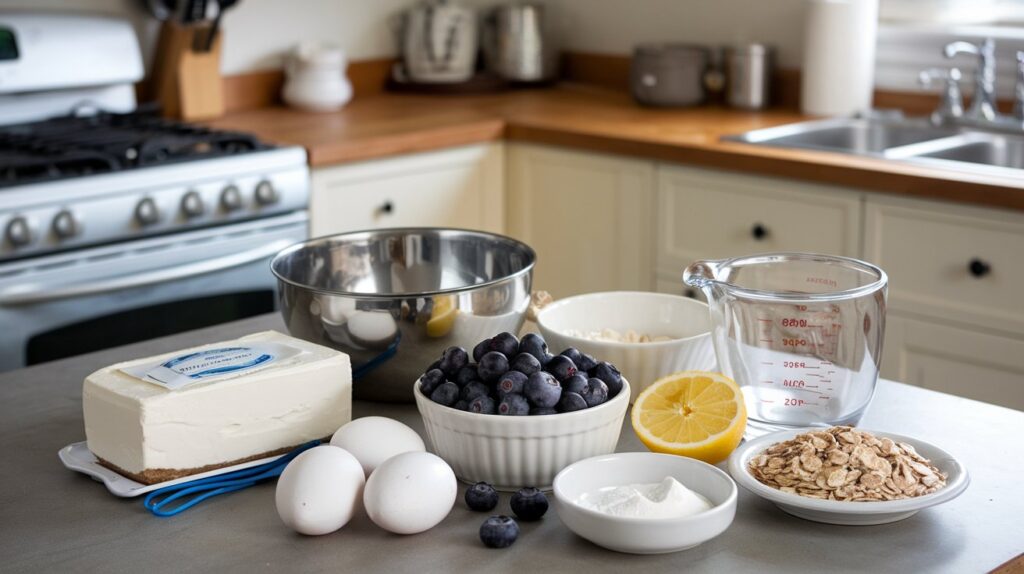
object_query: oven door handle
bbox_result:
[0,240,294,306]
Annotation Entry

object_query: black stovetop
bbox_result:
[0,109,271,189]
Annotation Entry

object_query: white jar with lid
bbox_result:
[282,43,353,112]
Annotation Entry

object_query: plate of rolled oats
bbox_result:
[727,426,969,525]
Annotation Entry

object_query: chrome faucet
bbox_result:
[919,67,963,125]
[944,38,997,121]
[1014,51,1024,126]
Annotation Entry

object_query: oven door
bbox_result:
[0,211,307,371]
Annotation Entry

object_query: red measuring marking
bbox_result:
[761,380,774,384]
[761,362,774,366]
[759,339,773,343]
[757,318,773,322]
[761,399,775,403]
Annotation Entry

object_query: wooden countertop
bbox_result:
[209,85,1024,211]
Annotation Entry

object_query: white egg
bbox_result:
[275,446,365,536]
[346,310,398,349]
[363,451,457,535]
[330,416,426,476]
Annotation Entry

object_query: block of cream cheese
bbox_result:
[83,331,351,485]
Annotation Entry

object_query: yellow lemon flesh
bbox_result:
[426,295,457,338]
[631,371,747,464]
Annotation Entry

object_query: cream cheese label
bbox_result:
[121,342,304,390]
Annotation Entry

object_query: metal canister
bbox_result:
[725,44,773,110]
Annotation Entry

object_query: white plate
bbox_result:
[59,442,288,498]
[727,428,969,525]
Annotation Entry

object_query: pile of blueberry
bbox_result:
[419,332,624,415]
[465,482,548,549]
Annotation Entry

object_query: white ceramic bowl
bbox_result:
[414,378,630,490]
[728,428,970,525]
[553,452,737,554]
[537,291,715,402]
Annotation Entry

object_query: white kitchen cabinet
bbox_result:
[881,313,1024,410]
[655,165,863,275]
[506,144,655,299]
[310,143,504,236]
[865,195,1024,337]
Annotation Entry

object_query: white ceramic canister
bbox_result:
[800,0,879,116]
[282,43,353,112]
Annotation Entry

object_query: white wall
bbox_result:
[545,0,808,68]
[0,0,415,74]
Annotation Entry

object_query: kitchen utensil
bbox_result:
[152,19,224,119]
[728,428,969,525]
[58,440,318,500]
[414,378,630,490]
[142,441,320,517]
[270,228,535,402]
[552,452,737,554]
[399,0,477,84]
[683,253,887,436]
[282,42,353,111]
[801,0,879,115]
[630,44,709,107]
[203,0,237,52]
[725,44,773,110]
[536,291,715,402]
[483,3,558,83]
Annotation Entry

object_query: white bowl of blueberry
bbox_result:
[414,331,630,491]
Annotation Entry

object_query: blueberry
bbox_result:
[454,364,479,387]
[498,393,530,416]
[562,374,588,396]
[465,482,499,511]
[509,353,541,376]
[524,371,561,407]
[472,340,490,362]
[489,332,520,358]
[591,362,623,397]
[461,381,491,403]
[479,515,519,549]
[438,346,469,377]
[576,353,599,372]
[557,391,588,413]
[496,371,528,397]
[518,333,548,363]
[530,407,558,415]
[429,381,460,406]
[420,368,446,396]
[469,395,497,414]
[510,487,548,521]
[427,359,442,372]
[559,347,583,365]
[453,399,469,411]
[584,378,609,407]
[539,352,555,366]
[478,351,510,383]
[545,355,578,381]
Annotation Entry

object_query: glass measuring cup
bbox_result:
[683,253,887,436]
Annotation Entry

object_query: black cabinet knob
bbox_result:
[968,258,991,278]
[751,223,768,241]
[379,201,394,215]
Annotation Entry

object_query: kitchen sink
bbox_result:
[728,116,1024,177]
[729,117,959,155]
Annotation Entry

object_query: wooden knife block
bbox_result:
[151,21,225,121]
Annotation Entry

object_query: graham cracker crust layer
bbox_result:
[95,441,314,485]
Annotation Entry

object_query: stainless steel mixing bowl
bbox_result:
[270,228,536,402]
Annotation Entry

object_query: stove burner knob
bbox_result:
[135,197,161,227]
[5,216,33,247]
[52,210,79,239]
[220,185,243,212]
[181,190,205,218]
[254,180,279,206]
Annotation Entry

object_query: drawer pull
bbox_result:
[379,201,394,215]
[968,258,991,278]
[751,223,769,241]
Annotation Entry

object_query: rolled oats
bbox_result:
[748,426,947,502]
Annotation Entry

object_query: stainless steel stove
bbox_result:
[0,12,309,371]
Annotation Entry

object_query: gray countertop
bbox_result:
[1,314,1022,573]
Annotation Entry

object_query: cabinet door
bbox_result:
[507,144,654,299]
[310,143,504,236]
[865,195,1024,337]
[881,313,1024,410]
[656,165,863,273]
